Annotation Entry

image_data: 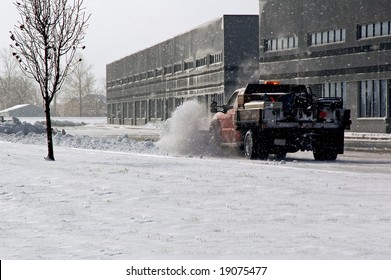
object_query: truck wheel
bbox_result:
[313,149,338,161]
[244,130,259,159]
[275,152,287,160]
[258,152,269,160]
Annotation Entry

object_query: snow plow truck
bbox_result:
[209,81,351,161]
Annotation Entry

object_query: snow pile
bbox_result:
[34,119,86,127]
[0,117,157,154]
[1,103,233,157]
[0,117,46,135]
[157,100,212,156]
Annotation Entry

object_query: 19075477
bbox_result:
[219,266,267,276]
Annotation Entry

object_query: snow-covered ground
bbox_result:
[1,103,391,260]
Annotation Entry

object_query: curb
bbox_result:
[345,133,391,153]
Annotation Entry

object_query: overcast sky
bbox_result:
[0,0,259,81]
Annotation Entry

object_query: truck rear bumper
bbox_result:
[255,127,345,154]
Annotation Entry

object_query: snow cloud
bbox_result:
[157,100,212,156]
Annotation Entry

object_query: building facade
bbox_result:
[259,0,391,133]
[106,15,259,125]
[107,1,391,133]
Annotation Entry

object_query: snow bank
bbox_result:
[34,119,86,127]
[1,101,218,157]
[0,117,46,135]
[1,103,232,157]
[0,117,157,154]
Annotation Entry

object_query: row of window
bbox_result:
[107,53,223,88]
[310,28,346,46]
[110,79,388,119]
[264,35,298,51]
[322,79,389,118]
[265,19,391,52]
[108,93,223,121]
[358,20,391,39]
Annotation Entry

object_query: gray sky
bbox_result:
[1,0,259,81]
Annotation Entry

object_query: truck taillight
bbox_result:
[264,80,280,85]
[318,111,327,120]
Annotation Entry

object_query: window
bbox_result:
[358,20,391,39]
[196,56,208,68]
[184,60,194,71]
[322,82,347,108]
[309,28,346,46]
[140,72,147,80]
[265,35,298,51]
[164,65,173,75]
[147,70,154,79]
[211,93,224,106]
[210,53,223,65]
[133,74,140,82]
[359,80,387,118]
[155,68,163,77]
[173,63,182,73]
[288,37,295,49]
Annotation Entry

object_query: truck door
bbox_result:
[219,91,242,143]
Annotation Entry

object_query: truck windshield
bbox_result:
[227,91,239,107]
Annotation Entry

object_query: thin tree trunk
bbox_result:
[79,81,83,117]
[80,98,83,117]
[45,100,55,161]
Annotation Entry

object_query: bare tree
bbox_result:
[63,54,95,117]
[9,0,90,160]
[0,48,19,109]
[0,48,39,109]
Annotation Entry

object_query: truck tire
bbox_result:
[275,152,287,160]
[244,130,264,160]
[313,149,338,161]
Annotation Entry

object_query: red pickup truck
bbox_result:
[209,82,351,160]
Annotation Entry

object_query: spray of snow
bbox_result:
[157,100,212,156]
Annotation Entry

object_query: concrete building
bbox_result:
[106,15,259,125]
[107,0,391,133]
[259,0,391,133]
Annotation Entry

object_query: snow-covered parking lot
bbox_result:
[1,111,391,259]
